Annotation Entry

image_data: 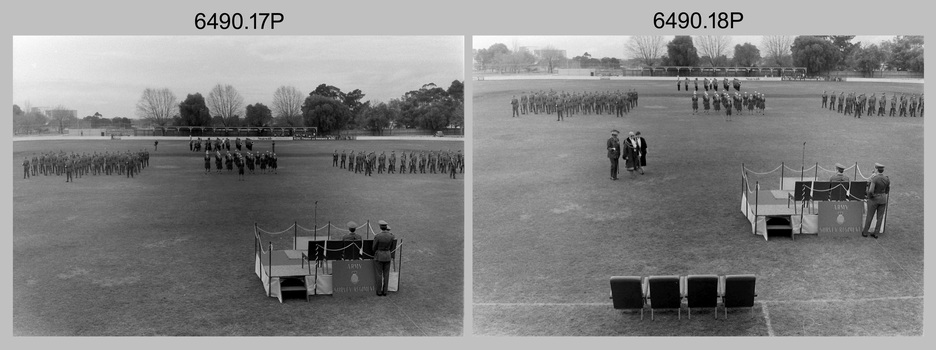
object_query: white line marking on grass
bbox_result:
[762,302,775,337]
[475,295,924,307]
[873,239,922,288]
[474,303,610,306]
[759,295,923,304]
[390,297,429,336]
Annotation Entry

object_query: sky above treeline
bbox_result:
[472,35,895,60]
[13,36,464,119]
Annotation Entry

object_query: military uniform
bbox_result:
[372,221,395,296]
[829,164,850,182]
[378,152,387,173]
[862,164,890,238]
[511,96,519,117]
[399,152,406,174]
[22,158,30,179]
[607,131,621,180]
[691,93,699,114]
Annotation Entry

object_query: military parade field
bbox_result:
[472,78,924,336]
[12,138,463,336]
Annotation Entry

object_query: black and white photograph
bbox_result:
[4,0,934,346]
[12,35,465,336]
[471,35,924,336]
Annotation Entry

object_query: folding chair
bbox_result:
[610,276,647,319]
[647,275,682,320]
[684,275,719,319]
[721,274,757,319]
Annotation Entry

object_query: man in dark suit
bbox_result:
[862,163,890,239]
[607,130,621,180]
[635,131,648,174]
[372,220,395,296]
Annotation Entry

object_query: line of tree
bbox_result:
[570,52,621,70]
[628,35,923,76]
[474,43,568,73]
[128,80,463,134]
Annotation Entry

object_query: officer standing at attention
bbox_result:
[378,151,387,174]
[372,220,395,296]
[22,157,30,179]
[340,149,347,169]
[829,163,850,182]
[511,95,520,117]
[862,163,890,239]
[607,130,621,180]
[333,150,339,167]
[520,92,529,115]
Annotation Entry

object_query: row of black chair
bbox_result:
[610,275,757,320]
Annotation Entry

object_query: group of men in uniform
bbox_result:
[511,89,639,120]
[22,149,150,181]
[204,150,277,179]
[826,162,890,239]
[333,149,463,179]
[190,137,257,152]
[691,90,765,119]
[678,76,742,92]
[822,91,923,118]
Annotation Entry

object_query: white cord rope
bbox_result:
[255,223,295,235]
[742,164,782,175]
[782,164,817,173]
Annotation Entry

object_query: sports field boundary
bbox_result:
[475,75,923,84]
[12,135,464,142]
[473,295,923,307]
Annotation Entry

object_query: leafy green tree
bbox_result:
[302,94,352,135]
[399,83,460,132]
[177,93,212,126]
[661,36,699,66]
[820,35,858,70]
[447,80,464,102]
[244,103,273,127]
[310,83,343,99]
[887,36,924,72]
[475,43,510,72]
[732,43,761,67]
[360,101,398,135]
[791,36,841,75]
